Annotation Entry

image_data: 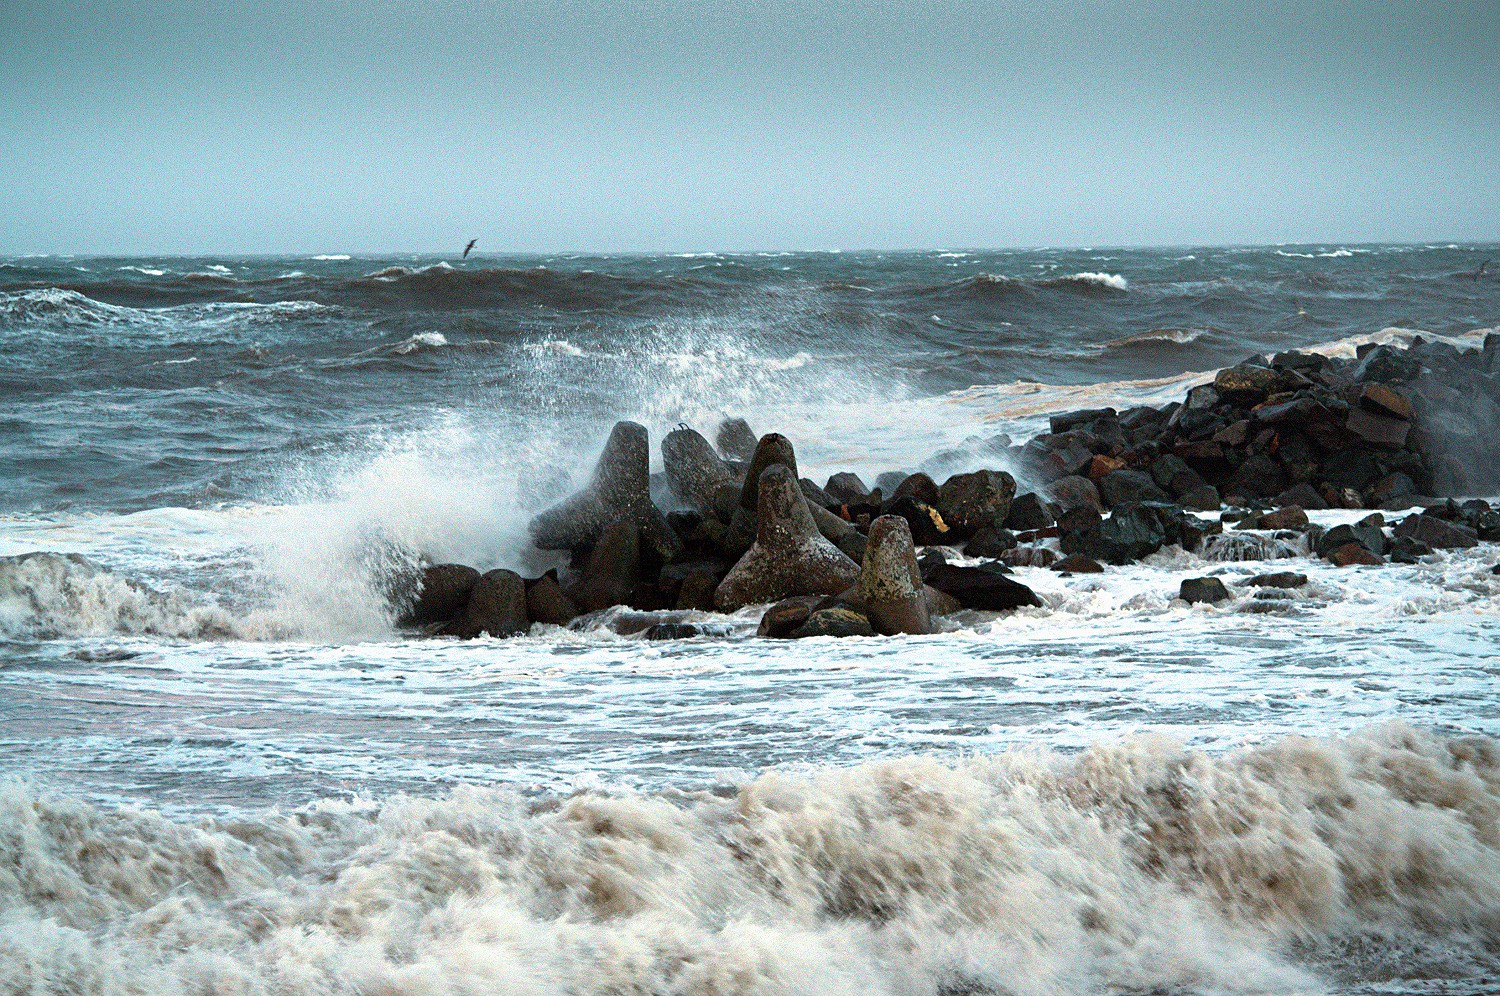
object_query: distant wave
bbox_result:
[925,271,1129,301]
[1038,271,1129,293]
[1103,327,1209,349]
[0,287,146,327]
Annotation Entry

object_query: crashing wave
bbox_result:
[1041,271,1130,292]
[1,724,1496,994]
[1201,531,1309,562]
[0,288,145,328]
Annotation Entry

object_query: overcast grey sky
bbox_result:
[1,0,1496,254]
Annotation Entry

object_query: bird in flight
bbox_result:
[1476,259,1490,282]
[463,239,478,258]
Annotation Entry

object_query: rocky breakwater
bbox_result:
[395,421,1049,639]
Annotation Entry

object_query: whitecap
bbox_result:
[311,254,352,261]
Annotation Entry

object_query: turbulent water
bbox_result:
[2,245,1499,994]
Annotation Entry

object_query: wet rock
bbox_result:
[757,595,824,637]
[792,607,875,638]
[1352,345,1421,384]
[1051,553,1104,573]
[963,526,1017,558]
[1345,406,1410,447]
[1389,535,1434,564]
[1315,522,1387,560]
[1330,542,1384,567]
[714,464,861,611]
[936,469,1016,538]
[1050,407,1116,433]
[1177,484,1222,512]
[1004,492,1053,531]
[889,472,941,507]
[715,417,758,461]
[1086,454,1127,481]
[1273,482,1328,511]
[567,518,643,613]
[1001,545,1057,568]
[449,569,529,638]
[874,471,909,493]
[1393,513,1479,549]
[1213,364,1280,404]
[1256,506,1309,530]
[884,495,952,546]
[738,433,799,513]
[1062,504,1169,565]
[824,472,870,503]
[400,563,480,626]
[923,563,1041,610]
[1098,469,1171,508]
[1359,383,1414,421]
[1247,571,1307,588]
[525,570,579,625]
[663,426,736,513]
[1180,577,1230,604]
[1047,475,1103,513]
[854,515,933,635]
[674,569,719,610]
[644,622,701,640]
[530,421,682,561]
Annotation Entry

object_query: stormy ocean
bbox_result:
[3,244,1500,995]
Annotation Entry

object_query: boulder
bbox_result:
[800,478,838,510]
[1359,383,1414,422]
[1352,345,1421,384]
[1247,571,1307,588]
[400,563,480,626]
[824,472,870,503]
[936,469,1017,537]
[1180,577,1230,604]
[662,426,736,513]
[1004,493,1053,531]
[1393,513,1479,549]
[922,564,1041,611]
[1273,482,1328,511]
[1226,454,1287,501]
[525,570,579,625]
[530,421,682,561]
[567,518,642,612]
[715,417,758,461]
[449,569,529,638]
[1086,455,1127,481]
[853,515,933,635]
[964,526,1017,558]
[1316,523,1387,560]
[1330,542,1384,567]
[1346,406,1410,447]
[674,569,720,611]
[1047,475,1103,513]
[792,608,875,639]
[1256,506,1309,530]
[884,496,953,546]
[1389,536,1434,564]
[1178,485,1222,512]
[889,472,941,507]
[757,595,824,637]
[1062,504,1169,565]
[1213,364,1280,404]
[714,464,861,610]
[644,622,701,640]
[1001,545,1058,568]
[1098,469,1171,508]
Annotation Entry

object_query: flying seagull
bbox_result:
[1477,259,1490,282]
[463,239,478,258]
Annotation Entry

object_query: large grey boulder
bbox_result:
[854,515,933,635]
[714,464,860,611]
[662,425,736,513]
[530,421,682,561]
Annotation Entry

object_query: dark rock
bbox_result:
[1321,448,1383,492]
[1184,384,1219,410]
[1359,383,1414,421]
[1272,350,1325,372]
[1178,514,1224,552]
[715,417,759,461]
[1226,454,1288,500]
[1051,554,1104,573]
[1056,505,1104,536]
[714,464,861,610]
[567,518,642,612]
[791,607,875,639]
[1273,482,1328,511]
[824,472,870,503]
[800,478,838,510]
[644,622,701,640]
[853,515,934,635]
[757,595,823,637]
[525,570,579,625]
[674,569,718,611]
[1346,406,1410,447]
[1213,364,1280,403]
[889,472,941,507]
[1050,408,1116,433]
[922,564,1042,610]
[663,426,736,513]
[1180,577,1230,604]
[936,469,1016,537]
[1352,345,1421,384]
[916,548,948,574]
[1098,469,1171,508]
[1150,454,1193,491]
[400,563,480,626]
[1047,475,1103,513]
[874,471,909,493]
[1316,523,1387,559]
[963,526,1017,558]
[1330,542,1384,567]
[1248,571,1307,588]
[1062,504,1169,564]
[1177,485,1222,512]
[531,421,682,561]
[1393,513,1479,549]
[1086,455,1128,481]
[1003,492,1053,531]
[738,433,800,513]
[1389,536,1434,564]
[1001,545,1058,568]
[1030,436,1094,482]
[1257,506,1309,530]
[450,569,529,638]
[1214,420,1252,446]
[884,495,953,546]
[1474,511,1500,542]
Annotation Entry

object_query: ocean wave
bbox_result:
[312,254,351,261]
[1039,271,1130,292]
[1303,325,1492,359]
[1102,327,1210,350]
[0,287,147,328]
[2,724,1497,994]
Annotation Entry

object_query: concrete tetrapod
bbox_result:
[714,464,860,611]
[566,517,641,613]
[723,432,867,560]
[854,515,934,635]
[529,421,682,561]
[662,425,737,514]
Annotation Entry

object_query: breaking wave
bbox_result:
[2,724,1497,994]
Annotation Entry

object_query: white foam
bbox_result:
[311,254,352,260]
[1066,271,1129,291]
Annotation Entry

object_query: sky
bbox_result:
[1,0,1497,254]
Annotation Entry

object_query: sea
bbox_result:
[1,244,1498,995]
